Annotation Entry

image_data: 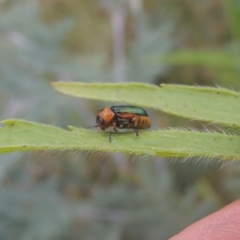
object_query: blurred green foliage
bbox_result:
[1,0,240,239]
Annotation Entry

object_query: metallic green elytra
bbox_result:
[111,105,148,116]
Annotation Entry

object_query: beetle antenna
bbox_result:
[88,125,98,128]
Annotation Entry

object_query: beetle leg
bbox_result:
[132,117,139,137]
[108,122,117,142]
[133,117,138,128]
[112,122,118,132]
[134,129,139,137]
[109,131,112,142]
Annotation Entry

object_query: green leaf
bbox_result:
[52,82,240,128]
[153,50,240,69]
[224,0,240,44]
[1,119,240,160]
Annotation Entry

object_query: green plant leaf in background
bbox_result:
[153,49,240,90]
[224,0,240,44]
[0,83,240,160]
[154,50,240,69]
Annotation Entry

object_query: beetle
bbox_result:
[95,105,151,142]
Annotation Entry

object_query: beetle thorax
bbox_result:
[96,108,116,130]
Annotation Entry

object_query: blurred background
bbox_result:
[1,0,240,239]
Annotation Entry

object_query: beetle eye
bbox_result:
[96,116,105,125]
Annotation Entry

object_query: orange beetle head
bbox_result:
[96,108,115,130]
